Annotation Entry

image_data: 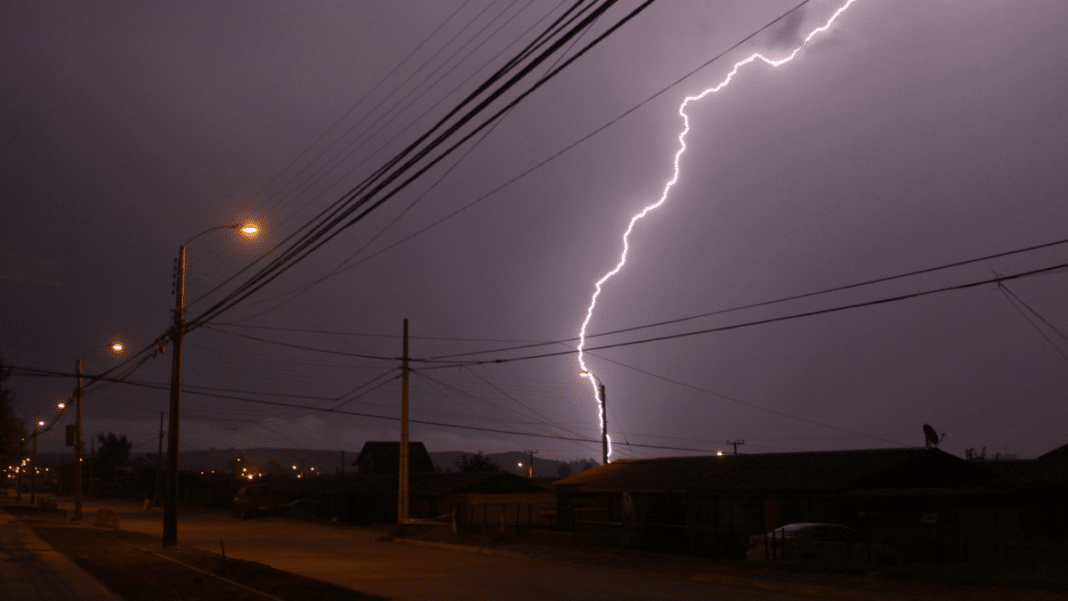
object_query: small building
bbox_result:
[353,441,435,475]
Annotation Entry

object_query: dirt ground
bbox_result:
[30,525,386,601]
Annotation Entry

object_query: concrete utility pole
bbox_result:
[163,223,257,547]
[154,412,163,506]
[164,244,186,546]
[88,436,95,499]
[525,450,538,478]
[599,383,608,466]
[30,413,39,505]
[726,440,745,455]
[397,319,410,524]
[74,358,84,520]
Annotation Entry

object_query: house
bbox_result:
[278,470,552,526]
[353,441,435,475]
[555,448,1001,560]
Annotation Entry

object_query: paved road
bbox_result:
[69,498,803,601]
[0,506,122,601]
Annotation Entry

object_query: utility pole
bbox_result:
[74,358,84,521]
[599,383,608,465]
[88,436,95,499]
[30,413,39,505]
[397,319,409,524]
[726,440,745,455]
[164,244,186,546]
[154,412,163,506]
[524,450,538,478]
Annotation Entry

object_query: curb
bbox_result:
[391,537,927,601]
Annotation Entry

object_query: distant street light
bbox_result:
[73,342,124,520]
[30,401,68,505]
[164,222,259,547]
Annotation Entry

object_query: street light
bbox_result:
[164,222,258,547]
[579,371,609,465]
[73,342,124,520]
[30,401,69,505]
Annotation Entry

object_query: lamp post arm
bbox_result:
[182,224,244,247]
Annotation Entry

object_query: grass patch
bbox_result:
[33,526,387,601]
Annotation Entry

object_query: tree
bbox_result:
[95,432,131,483]
[0,357,27,480]
[965,447,1017,462]
[556,463,572,479]
[457,451,500,473]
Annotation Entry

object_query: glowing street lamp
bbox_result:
[165,222,259,547]
[29,400,70,505]
[73,342,124,519]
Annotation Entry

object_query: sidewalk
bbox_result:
[0,505,123,601]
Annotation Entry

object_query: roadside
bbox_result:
[0,505,122,601]
[32,525,386,601]
[19,493,1068,601]
[392,524,1068,601]
[2,498,385,601]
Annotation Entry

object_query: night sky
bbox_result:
[4,0,1068,463]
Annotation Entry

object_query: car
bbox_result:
[747,523,895,563]
[231,485,280,519]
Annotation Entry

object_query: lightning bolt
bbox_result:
[576,0,860,461]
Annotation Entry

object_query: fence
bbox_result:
[456,493,556,530]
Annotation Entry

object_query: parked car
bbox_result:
[747,523,896,564]
[231,485,280,519]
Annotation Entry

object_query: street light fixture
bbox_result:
[579,371,609,465]
[73,342,124,520]
[30,401,69,505]
[164,222,259,547]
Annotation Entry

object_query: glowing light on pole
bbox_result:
[576,0,860,460]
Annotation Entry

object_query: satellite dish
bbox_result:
[922,424,945,448]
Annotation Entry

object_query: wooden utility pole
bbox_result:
[727,440,745,455]
[398,319,410,524]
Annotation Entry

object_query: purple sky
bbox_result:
[4,0,1068,462]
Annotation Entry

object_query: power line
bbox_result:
[583,351,912,448]
[421,260,1068,368]
[996,282,1068,363]
[284,0,817,286]
[433,235,1068,360]
[183,1,621,327]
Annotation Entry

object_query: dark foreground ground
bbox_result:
[9,499,1068,601]
[7,505,384,601]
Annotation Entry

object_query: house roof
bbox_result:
[354,441,435,474]
[555,448,994,494]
